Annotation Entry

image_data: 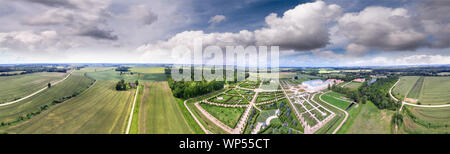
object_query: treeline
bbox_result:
[115,79,139,91]
[168,78,224,99]
[115,66,130,72]
[166,65,258,99]
[330,76,400,110]
[0,65,68,76]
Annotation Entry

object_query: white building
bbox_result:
[302,79,332,92]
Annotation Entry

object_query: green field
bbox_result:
[344,102,394,134]
[86,70,138,82]
[401,106,450,134]
[256,109,277,123]
[321,93,352,110]
[419,77,450,105]
[0,72,67,103]
[131,67,165,73]
[199,103,245,128]
[393,76,420,99]
[406,76,424,99]
[1,80,134,134]
[137,82,193,134]
[345,82,362,91]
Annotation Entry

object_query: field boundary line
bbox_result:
[319,92,348,134]
[389,78,450,111]
[0,72,72,107]
[125,85,140,134]
[184,100,211,134]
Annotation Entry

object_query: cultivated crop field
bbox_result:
[419,77,450,105]
[0,73,94,132]
[137,82,193,134]
[393,76,420,99]
[86,70,138,82]
[2,80,134,134]
[0,72,67,103]
[345,82,362,91]
[402,106,450,134]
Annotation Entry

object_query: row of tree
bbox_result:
[330,76,400,110]
[115,79,139,91]
[168,78,225,99]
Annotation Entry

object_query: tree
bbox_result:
[135,80,139,86]
[48,83,51,88]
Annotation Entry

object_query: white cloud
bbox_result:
[136,1,343,63]
[208,15,226,26]
[337,6,428,54]
[349,54,450,66]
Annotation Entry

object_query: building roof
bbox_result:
[302,79,330,87]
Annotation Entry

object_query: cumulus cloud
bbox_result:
[137,0,343,59]
[337,6,428,55]
[208,15,226,28]
[0,30,76,51]
[121,4,158,25]
[350,54,450,66]
[418,0,450,48]
[21,0,117,40]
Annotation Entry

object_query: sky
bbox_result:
[0,0,449,67]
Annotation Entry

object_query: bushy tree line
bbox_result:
[330,76,400,110]
[115,79,138,91]
[168,78,225,99]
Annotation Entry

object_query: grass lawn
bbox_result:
[0,72,67,103]
[199,103,245,128]
[138,82,193,134]
[1,80,132,134]
[321,93,352,110]
[345,82,362,91]
[344,102,394,134]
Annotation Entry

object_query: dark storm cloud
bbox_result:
[21,0,76,8]
[143,11,158,25]
[78,27,118,40]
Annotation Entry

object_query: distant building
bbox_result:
[302,79,332,92]
[326,79,344,84]
[353,78,366,82]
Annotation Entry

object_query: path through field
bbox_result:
[0,72,72,107]
[319,92,348,134]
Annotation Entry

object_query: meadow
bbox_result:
[2,80,134,134]
[199,103,245,128]
[137,82,193,134]
[0,72,67,103]
[344,102,393,134]
[321,93,352,110]
[401,106,450,134]
[344,82,362,91]
[419,77,450,105]
[392,76,420,99]
[406,76,424,99]
[86,70,138,82]
[0,73,94,131]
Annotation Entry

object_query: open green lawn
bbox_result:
[2,80,133,133]
[393,76,420,99]
[321,93,352,110]
[0,72,67,103]
[344,102,393,134]
[199,103,245,128]
[137,82,193,134]
[419,77,450,105]
[345,82,362,91]
[256,109,277,123]
[407,76,424,99]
